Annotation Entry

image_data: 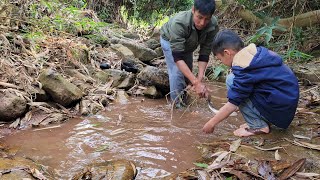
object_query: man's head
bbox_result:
[192,0,216,30]
[212,30,244,66]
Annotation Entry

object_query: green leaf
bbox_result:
[193,162,208,168]
[265,28,273,44]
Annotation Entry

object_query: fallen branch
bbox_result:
[0,82,21,89]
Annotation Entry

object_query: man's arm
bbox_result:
[197,61,208,81]
[202,102,238,133]
[176,60,207,97]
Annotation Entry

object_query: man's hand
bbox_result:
[192,80,208,98]
[202,120,215,133]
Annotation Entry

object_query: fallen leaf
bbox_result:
[275,150,281,161]
[196,170,210,179]
[258,161,276,180]
[254,146,283,151]
[293,134,311,140]
[30,168,47,180]
[270,160,292,171]
[295,172,320,178]
[285,138,320,151]
[229,139,241,152]
[279,158,306,180]
[228,169,250,180]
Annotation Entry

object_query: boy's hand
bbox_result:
[202,121,215,133]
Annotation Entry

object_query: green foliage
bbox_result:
[193,162,208,168]
[206,65,229,81]
[120,0,193,27]
[284,49,313,62]
[26,0,107,35]
[246,17,286,45]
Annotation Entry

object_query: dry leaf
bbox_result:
[30,168,47,180]
[229,139,241,152]
[293,134,311,140]
[295,172,320,178]
[275,150,281,161]
[279,158,306,180]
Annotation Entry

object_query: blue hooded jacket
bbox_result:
[228,44,299,129]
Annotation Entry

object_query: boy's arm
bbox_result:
[202,102,238,133]
[176,60,207,97]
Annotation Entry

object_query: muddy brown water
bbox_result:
[2,82,320,179]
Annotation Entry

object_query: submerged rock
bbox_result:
[72,160,136,180]
[0,156,52,179]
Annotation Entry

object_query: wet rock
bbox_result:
[72,160,136,180]
[66,69,94,83]
[0,90,27,122]
[149,27,160,41]
[116,90,129,104]
[143,86,163,99]
[117,74,136,90]
[123,32,140,40]
[39,69,84,107]
[94,71,111,83]
[110,44,135,60]
[137,66,169,94]
[291,63,320,82]
[145,38,160,50]
[111,38,157,62]
[0,157,51,179]
[100,62,111,69]
[102,69,129,87]
[121,59,143,73]
[155,47,164,57]
[31,87,49,102]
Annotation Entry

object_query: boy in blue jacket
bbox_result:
[202,30,299,137]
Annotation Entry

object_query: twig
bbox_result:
[300,85,319,94]
[0,82,21,89]
[254,0,285,12]
[33,125,61,131]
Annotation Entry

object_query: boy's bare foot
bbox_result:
[240,123,249,129]
[233,126,270,137]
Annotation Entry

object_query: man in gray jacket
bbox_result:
[160,0,219,107]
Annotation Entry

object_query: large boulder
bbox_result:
[117,74,136,90]
[110,44,135,60]
[137,66,169,94]
[39,69,84,107]
[0,90,27,122]
[145,38,160,50]
[111,38,157,63]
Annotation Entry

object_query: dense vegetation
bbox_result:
[1,0,319,66]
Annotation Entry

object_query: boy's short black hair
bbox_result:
[194,0,216,15]
[212,29,244,55]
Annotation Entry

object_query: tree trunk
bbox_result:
[216,0,320,30]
